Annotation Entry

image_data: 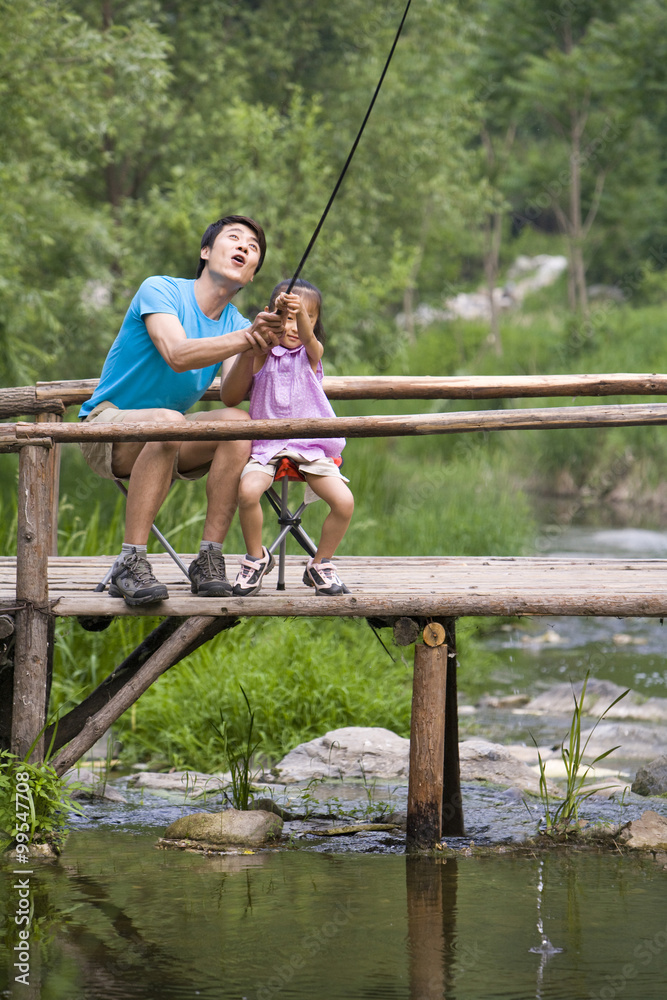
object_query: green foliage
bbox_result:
[1,0,665,383]
[0,750,83,852]
[532,672,629,837]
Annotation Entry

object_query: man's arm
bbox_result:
[145,311,282,374]
[220,334,268,406]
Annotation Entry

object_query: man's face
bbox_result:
[201,223,262,286]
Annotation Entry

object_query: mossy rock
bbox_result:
[164,808,283,846]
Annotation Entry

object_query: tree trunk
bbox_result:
[484,210,504,356]
[568,106,588,315]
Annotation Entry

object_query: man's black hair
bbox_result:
[196,215,266,278]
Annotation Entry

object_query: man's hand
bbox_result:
[244,308,283,354]
[246,310,283,354]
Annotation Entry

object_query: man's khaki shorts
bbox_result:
[80,401,212,481]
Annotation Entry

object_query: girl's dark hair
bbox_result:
[269,278,326,343]
[196,215,266,278]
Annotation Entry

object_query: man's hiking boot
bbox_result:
[108,549,169,606]
[232,546,275,596]
[188,545,233,596]
[302,558,349,596]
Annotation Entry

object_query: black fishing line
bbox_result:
[286,0,413,292]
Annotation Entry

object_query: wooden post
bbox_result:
[36,411,62,555]
[406,624,447,852]
[442,617,464,837]
[12,443,53,761]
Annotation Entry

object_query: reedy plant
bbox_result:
[533,672,629,837]
[210,686,260,811]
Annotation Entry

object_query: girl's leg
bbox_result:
[303,474,354,561]
[237,470,273,558]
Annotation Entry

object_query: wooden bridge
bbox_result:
[2,373,667,850]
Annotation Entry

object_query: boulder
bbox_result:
[269,727,410,783]
[164,808,282,846]
[459,738,557,795]
[632,756,667,797]
[619,811,667,850]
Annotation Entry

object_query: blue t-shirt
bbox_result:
[80,276,249,418]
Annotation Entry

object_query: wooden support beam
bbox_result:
[442,618,464,837]
[46,615,236,753]
[36,412,62,556]
[407,631,448,852]
[12,444,53,761]
[49,615,234,775]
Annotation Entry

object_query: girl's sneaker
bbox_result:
[232,547,275,596]
[302,558,349,596]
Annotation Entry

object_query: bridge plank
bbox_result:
[1,555,666,618]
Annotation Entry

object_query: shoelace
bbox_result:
[122,553,158,585]
[200,547,224,576]
[238,555,263,579]
[312,562,340,583]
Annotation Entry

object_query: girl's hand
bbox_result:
[274,291,302,323]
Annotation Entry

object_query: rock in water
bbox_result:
[270,727,410,783]
[619,811,667,850]
[164,809,282,846]
[459,738,558,795]
[632,756,667,796]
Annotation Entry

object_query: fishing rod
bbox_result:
[286,0,413,293]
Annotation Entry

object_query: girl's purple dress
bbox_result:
[249,344,346,465]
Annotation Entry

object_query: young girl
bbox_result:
[223,279,354,596]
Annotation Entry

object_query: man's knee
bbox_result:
[191,407,251,423]
[221,407,251,423]
[150,409,188,425]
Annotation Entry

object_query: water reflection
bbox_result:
[406,856,457,998]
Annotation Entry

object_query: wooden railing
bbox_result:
[2,372,667,417]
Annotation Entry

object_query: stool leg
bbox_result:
[277,475,289,590]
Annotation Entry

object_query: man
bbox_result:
[79,215,283,606]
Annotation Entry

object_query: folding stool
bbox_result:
[263,457,349,592]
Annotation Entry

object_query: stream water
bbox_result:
[2,522,667,999]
